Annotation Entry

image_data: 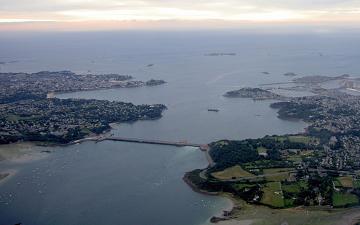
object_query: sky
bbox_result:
[1,0,360,31]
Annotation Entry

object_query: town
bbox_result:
[0,71,167,144]
[0,71,166,103]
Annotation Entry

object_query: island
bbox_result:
[293,74,349,84]
[205,53,237,56]
[0,71,167,145]
[186,87,360,221]
[284,72,297,77]
[224,87,286,100]
[145,79,166,86]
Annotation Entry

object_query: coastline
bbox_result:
[183,172,239,224]
[212,195,360,225]
[182,148,239,224]
[185,148,360,225]
[201,191,360,225]
[3,103,357,225]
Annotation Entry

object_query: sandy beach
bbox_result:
[0,142,50,186]
[0,142,50,163]
[0,169,17,185]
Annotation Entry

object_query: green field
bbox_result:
[274,135,318,144]
[332,192,359,207]
[286,155,303,164]
[232,183,256,191]
[260,182,285,208]
[282,181,308,193]
[288,135,312,144]
[263,168,293,182]
[212,165,254,180]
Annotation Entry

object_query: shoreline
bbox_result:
[183,172,238,224]
[201,191,360,225]
[185,148,360,225]
[182,148,239,224]
[0,114,165,148]
[211,194,360,225]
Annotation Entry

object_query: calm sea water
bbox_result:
[1,31,360,225]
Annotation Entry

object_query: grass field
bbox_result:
[282,181,308,193]
[263,168,293,182]
[232,183,256,191]
[299,150,314,156]
[212,165,254,180]
[332,192,359,207]
[336,176,354,188]
[286,155,302,164]
[288,135,312,144]
[260,182,285,208]
[274,135,318,144]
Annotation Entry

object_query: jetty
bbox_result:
[91,136,210,151]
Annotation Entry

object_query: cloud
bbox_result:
[1,0,360,30]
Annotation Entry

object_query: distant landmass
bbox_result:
[293,74,349,84]
[284,72,297,77]
[205,53,236,56]
[145,79,166,86]
[224,87,285,100]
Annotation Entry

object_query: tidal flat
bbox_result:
[220,195,360,225]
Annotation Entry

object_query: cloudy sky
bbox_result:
[1,0,360,30]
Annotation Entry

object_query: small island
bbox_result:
[284,72,297,77]
[205,53,237,56]
[224,87,286,100]
[145,79,166,86]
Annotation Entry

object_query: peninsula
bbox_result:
[0,71,167,103]
[186,87,360,213]
[0,71,167,145]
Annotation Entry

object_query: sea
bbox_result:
[0,30,360,225]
